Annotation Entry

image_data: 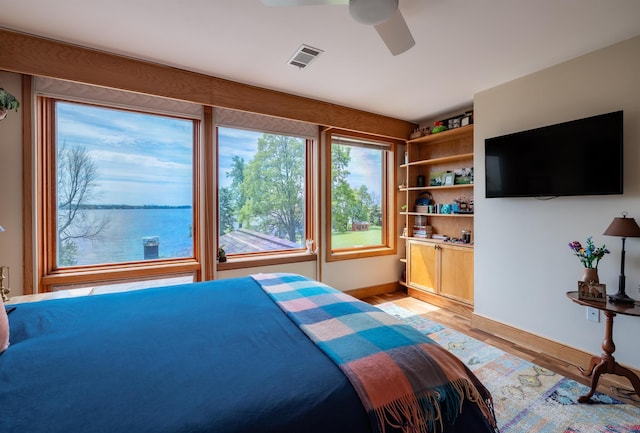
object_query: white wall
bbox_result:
[218,261,317,281]
[0,72,24,295]
[474,35,640,369]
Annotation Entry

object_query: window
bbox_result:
[217,126,311,257]
[326,131,397,261]
[37,95,201,291]
[54,101,195,266]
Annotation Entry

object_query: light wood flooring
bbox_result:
[362,290,640,408]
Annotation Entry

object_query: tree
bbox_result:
[238,134,304,243]
[354,185,374,223]
[331,143,355,231]
[330,143,380,232]
[218,186,236,234]
[370,203,382,226]
[57,143,109,266]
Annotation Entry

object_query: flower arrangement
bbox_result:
[568,237,609,269]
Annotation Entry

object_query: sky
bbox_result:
[57,102,193,206]
[57,103,381,206]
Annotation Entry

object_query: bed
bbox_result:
[0,273,497,433]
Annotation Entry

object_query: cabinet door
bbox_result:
[440,245,474,304]
[407,241,438,293]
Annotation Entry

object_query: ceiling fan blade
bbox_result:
[261,0,347,6]
[374,9,415,56]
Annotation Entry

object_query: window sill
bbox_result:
[326,246,397,262]
[41,259,201,289]
[217,252,317,271]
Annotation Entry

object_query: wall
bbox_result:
[474,35,640,369]
[0,72,23,296]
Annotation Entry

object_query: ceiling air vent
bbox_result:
[288,44,323,69]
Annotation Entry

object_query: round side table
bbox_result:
[566,291,640,402]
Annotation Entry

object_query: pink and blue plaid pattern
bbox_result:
[252,273,497,433]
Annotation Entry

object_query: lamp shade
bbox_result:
[603,215,640,238]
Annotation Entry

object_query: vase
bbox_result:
[580,268,599,283]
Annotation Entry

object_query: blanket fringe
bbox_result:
[372,378,496,433]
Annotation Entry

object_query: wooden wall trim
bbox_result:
[347,281,400,299]
[407,287,473,319]
[21,74,34,294]
[202,106,215,281]
[472,312,640,393]
[0,29,416,139]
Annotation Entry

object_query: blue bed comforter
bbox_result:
[0,276,495,433]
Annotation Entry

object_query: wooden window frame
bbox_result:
[215,129,317,271]
[324,129,398,262]
[36,96,202,292]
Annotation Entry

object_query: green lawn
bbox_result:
[331,226,382,248]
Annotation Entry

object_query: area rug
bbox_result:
[377,303,640,433]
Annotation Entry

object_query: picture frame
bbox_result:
[454,167,473,185]
[443,173,455,186]
[429,171,445,186]
[578,281,606,303]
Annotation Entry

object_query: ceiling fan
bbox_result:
[261,0,415,56]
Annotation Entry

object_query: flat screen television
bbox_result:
[485,111,623,198]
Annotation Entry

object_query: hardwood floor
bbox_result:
[362,290,640,408]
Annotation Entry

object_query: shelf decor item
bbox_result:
[578,280,606,302]
[431,121,447,134]
[0,88,20,121]
[568,236,609,283]
[217,246,227,263]
[579,267,600,284]
[603,212,640,304]
[414,191,432,213]
[443,173,455,186]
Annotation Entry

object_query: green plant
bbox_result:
[0,88,20,112]
[568,237,609,269]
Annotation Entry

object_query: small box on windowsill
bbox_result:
[578,281,606,303]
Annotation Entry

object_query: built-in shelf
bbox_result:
[404,237,474,248]
[407,153,474,167]
[401,184,473,192]
[400,123,475,307]
[401,211,474,218]
[407,124,474,145]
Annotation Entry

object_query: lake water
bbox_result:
[71,208,193,266]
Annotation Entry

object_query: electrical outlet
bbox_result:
[587,307,600,322]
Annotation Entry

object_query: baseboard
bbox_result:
[346,281,401,299]
[472,312,640,393]
[407,287,473,319]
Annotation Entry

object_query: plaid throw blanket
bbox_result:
[251,273,497,433]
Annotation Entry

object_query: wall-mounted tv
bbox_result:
[485,111,623,198]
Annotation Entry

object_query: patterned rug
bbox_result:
[377,303,640,433]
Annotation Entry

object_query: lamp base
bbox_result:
[608,291,636,304]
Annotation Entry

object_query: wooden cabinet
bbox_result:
[407,240,438,292]
[406,239,473,305]
[400,125,474,306]
[440,243,474,304]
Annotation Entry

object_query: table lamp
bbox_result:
[603,212,640,304]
